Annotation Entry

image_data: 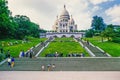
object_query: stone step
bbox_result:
[77,38,107,57]
[0,57,120,71]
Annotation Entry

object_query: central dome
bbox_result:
[61,9,69,16]
[60,5,70,16]
[60,5,70,19]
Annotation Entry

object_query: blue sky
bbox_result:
[8,0,120,30]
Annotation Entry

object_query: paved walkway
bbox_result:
[0,71,120,80]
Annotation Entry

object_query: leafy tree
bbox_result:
[13,15,31,39]
[13,15,45,39]
[91,15,106,33]
[112,27,120,43]
[0,0,46,39]
[30,22,40,37]
[85,29,94,37]
[0,0,16,39]
[101,24,115,41]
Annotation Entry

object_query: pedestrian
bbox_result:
[7,58,11,67]
[30,51,32,58]
[47,64,51,71]
[21,50,25,57]
[87,40,89,45]
[29,49,33,58]
[52,64,56,71]
[19,50,22,58]
[41,65,45,71]
[25,50,29,57]
[11,57,15,68]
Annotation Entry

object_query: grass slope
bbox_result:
[0,38,47,57]
[40,38,89,57]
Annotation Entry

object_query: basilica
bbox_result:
[52,5,77,32]
[41,5,84,38]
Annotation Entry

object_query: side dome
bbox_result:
[54,16,59,25]
[69,15,75,24]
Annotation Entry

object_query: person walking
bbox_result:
[19,50,22,58]
[29,49,34,58]
[11,57,15,68]
[41,65,45,71]
[21,50,25,57]
[52,64,56,71]
[47,64,51,71]
[7,58,11,67]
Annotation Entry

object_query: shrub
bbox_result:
[62,35,66,38]
[0,53,5,62]
[71,35,75,38]
[112,37,120,43]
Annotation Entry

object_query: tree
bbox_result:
[13,15,31,39]
[13,15,45,39]
[91,15,106,33]
[0,0,46,39]
[0,0,17,39]
[112,27,120,43]
[85,29,94,37]
[30,22,40,37]
[101,24,115,41]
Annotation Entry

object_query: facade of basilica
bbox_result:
[40,5,84,38]
[52,5,77,32]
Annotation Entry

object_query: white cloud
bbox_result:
[105,5,120,24]
[8,0,94,30]
[92,6,102,12]
[89,0,114,5]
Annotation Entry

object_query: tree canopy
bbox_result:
[0,0,45,39]
[91,15,106,32]
[101,24,115,41]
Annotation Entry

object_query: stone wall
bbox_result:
[45,32,85,38]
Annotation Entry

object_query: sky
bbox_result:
[8,0,120,30]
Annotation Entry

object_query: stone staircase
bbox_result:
[76,38,108,57]
[1,38,118,71]
[29,37,54,56]
[0,57,120,71]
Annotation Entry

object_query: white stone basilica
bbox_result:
[52,5,77,32]
[40,5,84,38]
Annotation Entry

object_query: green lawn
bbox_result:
[40,38,89,57]
[85,37,120,57]
[0,38,47,57]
